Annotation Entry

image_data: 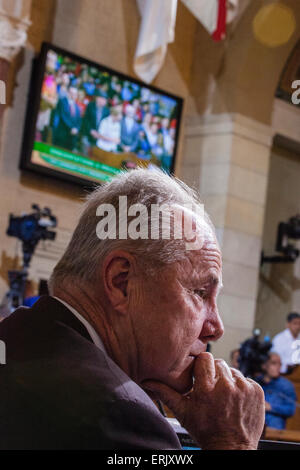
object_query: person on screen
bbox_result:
[134,130,151,160]
[146,122,159,148]
[96,108,122,152]
[57,72,70,99]
[160,118,170,148]
[161,126,175,171]
[76,89,88,117]
[36,74,58,142]
[121,81,133,102]
[140,102,150,120]
[52,86,81,151]
[132,99,143,121]
[81,89,109,155]
[120,105,140,153]
[141,112,153,140]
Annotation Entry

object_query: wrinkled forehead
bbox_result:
[185,237,223,283]
[172,206,222,284]
[172,203,220,248]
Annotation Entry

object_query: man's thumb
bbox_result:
[143,380,185,416]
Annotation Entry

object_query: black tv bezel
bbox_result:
[19,42,184,188]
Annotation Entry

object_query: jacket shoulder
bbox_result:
[0,297,180,449]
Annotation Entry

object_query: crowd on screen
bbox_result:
[36,50,179,171]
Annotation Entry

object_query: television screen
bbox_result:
[20,43,183,186]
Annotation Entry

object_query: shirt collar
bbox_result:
[54,296,106,354]
[284,328,298,341]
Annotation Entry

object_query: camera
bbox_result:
[7,204,57,268]
[238,329,272,378]
[0,204,57,315]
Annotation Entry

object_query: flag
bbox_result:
[181,0,249,41]
[134,0,250,83]
[134,0,178,84]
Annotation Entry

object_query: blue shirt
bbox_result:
[257,376,297,430]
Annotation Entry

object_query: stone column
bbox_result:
[181,113,273,362]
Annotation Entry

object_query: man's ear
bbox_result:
[102,250,134,314]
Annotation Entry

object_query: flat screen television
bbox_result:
[20,43,183,186]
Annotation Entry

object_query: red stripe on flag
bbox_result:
[212,0,227,41]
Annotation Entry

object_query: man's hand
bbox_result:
[143,352,265,450]
[90,129,98,139]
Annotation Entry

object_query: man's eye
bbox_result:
[194,289,207,299]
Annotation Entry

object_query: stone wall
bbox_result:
[255,143,300,338]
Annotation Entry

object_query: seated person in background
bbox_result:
[272,312,300,373]
[230,348,240,369]
[96,108,122,152]
[256,353,297,430]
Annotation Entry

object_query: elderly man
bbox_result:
[0,169,264,450]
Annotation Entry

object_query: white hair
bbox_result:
[49,168,214,292]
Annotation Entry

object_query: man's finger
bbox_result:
[229,367,251,391]
[215,359,234,383]
[193,352,216,393]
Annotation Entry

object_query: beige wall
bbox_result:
[189,0,300,124]
[255,143,300,338]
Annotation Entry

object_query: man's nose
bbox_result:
[204,306,224,341]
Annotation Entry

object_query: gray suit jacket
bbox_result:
[0,296,181,450]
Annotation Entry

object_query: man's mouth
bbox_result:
[189,344,206,357]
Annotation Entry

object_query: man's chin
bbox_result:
[165,361,194,394]
[141,358,195,395]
